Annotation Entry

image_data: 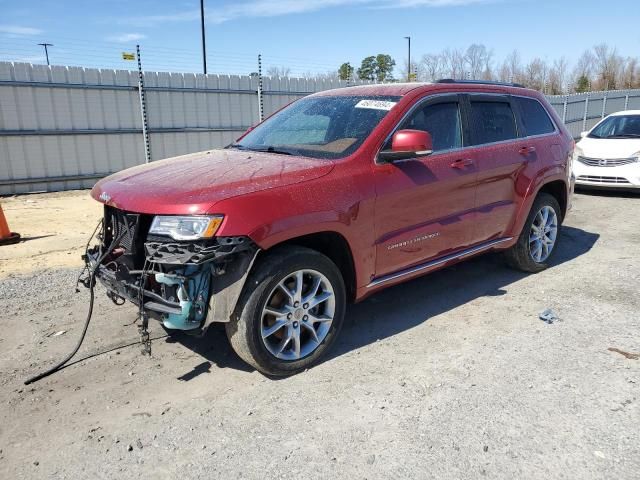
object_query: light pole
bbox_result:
[200,0,207,74]
[38,43,53,66]
[404,36,411,82]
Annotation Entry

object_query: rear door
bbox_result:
[372,94,479,277]
[464,94,527,242]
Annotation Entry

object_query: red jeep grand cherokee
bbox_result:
[88,80,574,375]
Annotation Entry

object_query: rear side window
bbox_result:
[516,97,555,136]
[469,101,517,145]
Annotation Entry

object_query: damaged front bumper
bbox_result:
[84,207,259,332]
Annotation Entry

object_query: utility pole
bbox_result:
[37,43,53,66]
[257,54,264,122]
[404,36,411,82]
[136,45,151,164]
[200,0,207,74]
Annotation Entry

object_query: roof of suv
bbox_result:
[313,81,533,98]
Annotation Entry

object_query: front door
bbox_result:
[372,95,479,278]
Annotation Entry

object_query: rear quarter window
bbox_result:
[516,97,556,136]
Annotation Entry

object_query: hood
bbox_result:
[577,136,640,159]
[92,149,334,214]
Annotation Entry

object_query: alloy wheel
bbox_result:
[529,205,558,263]
[260,269,335,361]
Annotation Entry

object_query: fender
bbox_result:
[508,165,568,243]
[213,159,378,291]
[249,215,371,291]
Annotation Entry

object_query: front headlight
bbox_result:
[149,215,224,241]
[573,145,584,161]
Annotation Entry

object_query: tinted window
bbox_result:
[234,95,400,159]
[400,102,462,151]
[517,97,555,136]
[470,101,517,145]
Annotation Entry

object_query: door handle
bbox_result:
[450,158,474,169]
[519,146,536,155]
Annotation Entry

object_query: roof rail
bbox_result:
[436,79,526,89]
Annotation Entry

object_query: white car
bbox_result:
[573,110,640,189]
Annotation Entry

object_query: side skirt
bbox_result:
[366,237,513,289]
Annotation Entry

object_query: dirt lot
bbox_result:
[0,189,638,479]
[0,191,102,278]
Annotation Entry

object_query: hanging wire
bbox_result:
[0,35,345,78]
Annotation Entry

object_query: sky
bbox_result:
[0,0,639,76]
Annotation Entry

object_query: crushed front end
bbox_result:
[84,206,259,335]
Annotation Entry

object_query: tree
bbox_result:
[593,43,622,90]
[266,66,291,77]
[420,53,444,82]
[548,57,569,94]
[338,62,354,81]
[375,54,395,82]
[357,56,377,81]
[441,48,465,79]
[575,74,590,93]
[465,44,492,79]
[620,57,639,89]
[504,50,523,83]
[357,54,396,82]
[524,57,549,91]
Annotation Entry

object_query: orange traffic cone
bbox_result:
[0,202,21,246]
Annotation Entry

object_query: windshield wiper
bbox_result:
[229,144,293,155]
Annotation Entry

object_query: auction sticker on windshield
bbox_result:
[354,99,397,110]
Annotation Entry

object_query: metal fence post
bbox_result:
[601,91,608,119]
[624,94,630,110]
[562,95,568,123]
[582,92,590,132]
[257,54,264,123]
[136,44,151,163]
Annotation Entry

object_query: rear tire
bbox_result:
[505,193,562,273]
[226,246,346,376]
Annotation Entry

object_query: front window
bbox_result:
[589,115,640,139]
[396,101,462,152]
[231,95,401,159]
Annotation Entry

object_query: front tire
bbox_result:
[226,246,346,376]
[505,192,562,273]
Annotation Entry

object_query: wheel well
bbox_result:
[274,232,357,302]
[538,180,567,221]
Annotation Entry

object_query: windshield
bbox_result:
[230,95,401,159]
[589,115,640,139]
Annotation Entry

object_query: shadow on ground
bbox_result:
[575,187,640,198]
[177,226,599,376]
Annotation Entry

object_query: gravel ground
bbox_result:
[0,191,639,479]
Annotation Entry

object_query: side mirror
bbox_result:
[378,129,433,162]
[580,131,588,138]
